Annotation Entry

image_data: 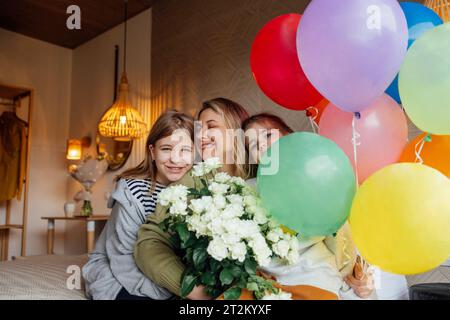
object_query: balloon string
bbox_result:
[414,136,427,164]
[306,107,320,134]
[342,230,352,271]
[351,114,361,187]
[351,113,371,281]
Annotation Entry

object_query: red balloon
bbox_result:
[251,14,323,111]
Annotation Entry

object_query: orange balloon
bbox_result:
[306,98,329,124]
[399,133,450,178]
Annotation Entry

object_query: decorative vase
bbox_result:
[64,202,76,217]
[69,157,108,217]
[80,200,93,217]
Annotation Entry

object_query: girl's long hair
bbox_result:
[117,110,194,186]
[198,97,250,179]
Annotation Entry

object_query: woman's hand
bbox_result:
[344,272,375,299]
[186,285,212,300]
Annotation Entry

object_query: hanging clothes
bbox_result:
[0,111,27,201]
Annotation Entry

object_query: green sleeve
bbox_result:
[134,172,196,296]
[135,211,185,296]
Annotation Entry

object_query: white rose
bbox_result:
[208,182,229,195]
[229,176,246,187]
[249,235,272,266]
[203,205,220,222]
[289,236,300,252]
[253,208,268,225]
[187,214,208,236]
[256,253,272,267]
[221,232,242,246]
[191,163,205,177]
[226,194,243,206]
[189,196,213,214]
[237,220,259,238]
[213,195,227,210]
[208,218,225,235]
[261,290,292,300]
[204,157,221,173]
[266,230,281,243]
[157,188,173,206]
[207,238,229,261]
[272,240,290,258]
[222,203,244,219]
[214,172,230,183]
[171,185,188,200]
[268,219,279,229]
[222,218,240,234]
[169,200,188,216]
[229,242,247,262]
[243,195,257,207]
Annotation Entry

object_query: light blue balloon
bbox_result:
[385,2,443,104]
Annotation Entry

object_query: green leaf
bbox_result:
[175,223,190,243]
[200,271,216,287]
[184,247,194,263]
[229,264,242,278]
[180,273,198,298]
[210,259,221,273]
[180,232,196,249]
[201,179,208,189]
[247,282,259,292]
[223,287,242,300]
[244,258,257,275]
[219,267,234,286]
[188,188,199,195]
[236,275,248,289]
[192,247,207,270]
[205,287,222,299]
[169,234,181,249]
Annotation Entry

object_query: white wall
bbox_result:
[0,28,72,258]
[65,9,152,254]
[0,8,152,257]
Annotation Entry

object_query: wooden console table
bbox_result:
[41,216,109,254]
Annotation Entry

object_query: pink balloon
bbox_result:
[319,94,408,184]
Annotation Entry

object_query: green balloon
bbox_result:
[257,132,356,237]
[399,23,450,135]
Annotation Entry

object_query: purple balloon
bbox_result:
[297,0,408,113]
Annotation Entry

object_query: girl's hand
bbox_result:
[345,272,375,299]
[187,285,213,300]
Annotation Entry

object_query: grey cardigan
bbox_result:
[82,179,172,300]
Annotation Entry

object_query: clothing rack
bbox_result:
[0,84,33,261]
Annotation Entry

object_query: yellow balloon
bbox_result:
[349,163,450,275]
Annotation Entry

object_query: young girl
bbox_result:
[82,110,195,300]
[135,97,250,300]
[243,113,375,300]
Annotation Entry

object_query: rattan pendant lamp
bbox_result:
[98,0,147,141]
[425,0,450,22]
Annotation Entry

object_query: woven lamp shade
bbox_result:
[425,0,450,22]
[98,72,147,141]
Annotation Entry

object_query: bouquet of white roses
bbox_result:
[157,158,300,300]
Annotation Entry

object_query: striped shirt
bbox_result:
[125,178,166,215]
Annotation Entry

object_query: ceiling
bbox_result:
[0,0,156,49]
[0,0,425,49]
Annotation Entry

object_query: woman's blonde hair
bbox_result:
[117,110,194,185]
[198,98,250,179]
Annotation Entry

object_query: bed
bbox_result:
[0,255,88,300]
